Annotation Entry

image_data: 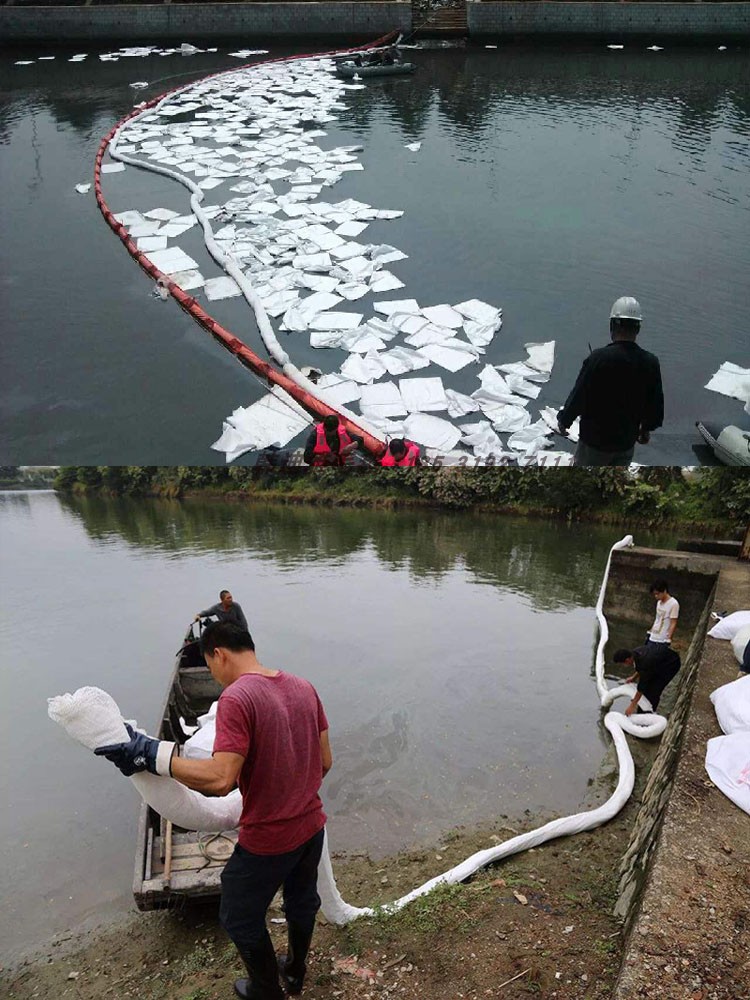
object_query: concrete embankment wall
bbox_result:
[1,3,748,44]
[468,2,750,41]
[0,3,411,43]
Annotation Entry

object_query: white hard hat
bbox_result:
[610,296,642,322]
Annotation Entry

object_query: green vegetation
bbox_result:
[0,466,58,489]
[53,466,750,528]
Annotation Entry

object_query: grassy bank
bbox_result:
[55,467,750,530]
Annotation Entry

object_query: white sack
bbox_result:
[48,686,242,831]
[732,624,750,666]
[708,611,750,640]
[710,675,750,734]
[705,732,750,816]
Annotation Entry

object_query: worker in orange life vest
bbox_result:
[380,438,421,467]
[303,414,363,467]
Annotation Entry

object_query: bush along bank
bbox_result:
[54,467,750,527]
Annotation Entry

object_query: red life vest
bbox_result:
[380,441,420,467]
[312,422,354,466]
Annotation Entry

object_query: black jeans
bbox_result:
[220,828,325,951]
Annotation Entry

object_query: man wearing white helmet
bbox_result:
[558,296,664,466]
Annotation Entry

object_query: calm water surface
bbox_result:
[0,44,748,463]
[0,491,679,963]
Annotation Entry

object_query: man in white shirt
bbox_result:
[647,579,679,646]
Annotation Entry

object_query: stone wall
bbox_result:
[467,2,750,40]
[0,3,411,42]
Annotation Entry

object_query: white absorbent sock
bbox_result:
[48,686,242,832]
[48,535,668,925]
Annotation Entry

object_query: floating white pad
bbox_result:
[455,299,502,325]
[380,347,431,376]
[75,183,91,194]
[399,377,448,413]
[374,298,420,317]
[170,269,205,291]
[204,276,242,301]
[525,340,555,374]
[359,382,407,419]
[316,374,362,407]
[421,304,464,329]
[369,271,404,294]
[419,341,478,373]
[508,419,553,455]
[129,221,162,238]
[101,162,126,173]
[308,312,363,331]
[147,248,201,274]
[340,352,387,384]
[446,389,480,418]
[705,362,750,405]
[138,235,169,252]
[484,403,532,433]
[211,386,311,462]
[144,208,180,221]
[403,413,462,451]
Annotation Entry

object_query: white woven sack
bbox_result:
[710,675,750,735]
[705,732,750,816]
[708,610,750,641]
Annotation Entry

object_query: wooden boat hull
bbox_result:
[133,625,227,910]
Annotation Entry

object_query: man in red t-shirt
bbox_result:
[96,622,332,1000]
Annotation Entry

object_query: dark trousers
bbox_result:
[220,828,325,951]
[640,649,681,712]
[574,440,635,467]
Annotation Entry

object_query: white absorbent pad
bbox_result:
[708,610,750,641]
[705,732,750,816]
[211,388,311,463]
[183,702,219,759]
[710,675,750,734]
[48,686,242,831]
[705,362,750,405]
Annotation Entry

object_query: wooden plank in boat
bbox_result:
[140,866,223,895]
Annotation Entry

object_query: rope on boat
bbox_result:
[94,38,399,460]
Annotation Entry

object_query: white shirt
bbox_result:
[649,596,679,643]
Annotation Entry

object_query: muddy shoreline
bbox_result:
[3,744,647,1000]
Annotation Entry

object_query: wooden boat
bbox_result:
[696,421,750,467]
[133,621,230,910]
[336,60,415,79]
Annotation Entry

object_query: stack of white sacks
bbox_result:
[705,611,750,815]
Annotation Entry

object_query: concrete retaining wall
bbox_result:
[467,2,750,40]
[2,3,749,44]
[0,3,411,43]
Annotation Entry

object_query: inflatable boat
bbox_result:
[336,61,416,79]
[696,421,750,466]
[132,620,227,910]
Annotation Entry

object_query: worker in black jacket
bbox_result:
[557,297,664,466]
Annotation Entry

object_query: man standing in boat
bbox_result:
[195,590,249,631]
[96,622,332,1000]
[557,296,664,466]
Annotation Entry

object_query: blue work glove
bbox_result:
[94,723,175,777]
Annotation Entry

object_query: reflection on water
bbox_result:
[0,492,678,961]
[0,46,747,463]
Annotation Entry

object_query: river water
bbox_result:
[0,490,680,963]
[1,43,748,465]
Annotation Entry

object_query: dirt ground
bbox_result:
[3,783,639,1000]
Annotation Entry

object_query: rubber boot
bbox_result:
[233,933,285,1000]
[277,922,314,995]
